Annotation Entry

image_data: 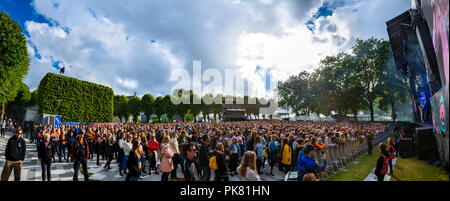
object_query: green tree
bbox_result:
[377,52,409,122]
[0,12,30,121]
[141,94,155,123]
[352,38,391,122]
[154,96,164,121]
[5,82,31,121]
[128,96,141,123]
[113,95,129,123]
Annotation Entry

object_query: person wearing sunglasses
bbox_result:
[1,128,26,181]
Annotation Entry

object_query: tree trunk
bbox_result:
[1,102,4,121]
[354,113,358,121]
[391,100,396,122]
[369,102,375,122]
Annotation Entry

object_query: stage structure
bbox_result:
[386,0,448,170]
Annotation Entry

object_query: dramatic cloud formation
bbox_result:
[16,0,411,98]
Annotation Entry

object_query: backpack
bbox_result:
[209,155,218,170]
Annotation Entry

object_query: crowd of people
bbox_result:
[0,120,390,181]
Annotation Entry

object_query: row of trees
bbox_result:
[114,89,277,123]
[114,89,276,123]
[277,38,410,122]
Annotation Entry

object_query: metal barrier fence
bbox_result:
[313,126,393,180]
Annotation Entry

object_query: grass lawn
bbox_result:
[327,147,379,181]
[327,147,449,181]
[390,157,449,181]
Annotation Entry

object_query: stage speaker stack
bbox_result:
[415,126,438,161]
[399,138,414,158]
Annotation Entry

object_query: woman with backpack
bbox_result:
[213,142,229,181]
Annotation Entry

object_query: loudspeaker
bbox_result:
[415,126,438,160]
[400,138,414,158]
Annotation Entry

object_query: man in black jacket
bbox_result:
[71,134,90,181]
[198,135,212,181]
[184,142,199,181]
[38,134,54,181]
[1,128,26,181]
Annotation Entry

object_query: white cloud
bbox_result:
[23,0,410,99]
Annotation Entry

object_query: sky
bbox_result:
[0,0,411,99]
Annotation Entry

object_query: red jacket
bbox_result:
[149,141,159,152]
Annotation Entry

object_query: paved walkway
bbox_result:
[363,157,398,181]
[0,132,285,181]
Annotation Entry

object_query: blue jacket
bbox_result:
[255,143,263,160]
[297,155,327,181]
[268,141,279,152]
[230,143,241,158]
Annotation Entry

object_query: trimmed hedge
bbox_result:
[37,73,114,123]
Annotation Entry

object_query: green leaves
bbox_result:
[0,11,30,120]
[37,73,114,123]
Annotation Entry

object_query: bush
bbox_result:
[37,73,114,123]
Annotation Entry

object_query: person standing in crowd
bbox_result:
[387,138,395,175]
[1,120,6,138]
[104,133,115,171]
[178,130,188,174]
[38,134,53,181]
[254,136,264,174]
[268,135,280,176]
[229,137,240,176]
[118,133,126,176]
[169,132,182,181]
[199,134,212,181]
[281,138,292,174]
[94,130,105,166]
[59,127,68,162]
[184,142,199,181]
[374,143,389,181]
[71,133,89,181]
[126,140,142,181]
[160,136,174,181]
[50,128,59,162]
[148,135,159,175]
[121,135,133,176]
[239,151,260,181]
[394,130,401,157]
[214,142,229,181]
[296,144,327,181]
[86,128,95,160]
[367,132,373,155]
[1,128,26,181]
[66,131,75,162]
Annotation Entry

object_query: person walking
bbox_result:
[229,137,240,176]
[374,143,389,181]
[38,134,54,181]
[71,134,90,181]
[1,128,26,181]
[117,133,126,176]
[104,133,115,171]
[239,151,260,181]
[169,132,182,181]
[387,138,395,175]
[160,136,174,181]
